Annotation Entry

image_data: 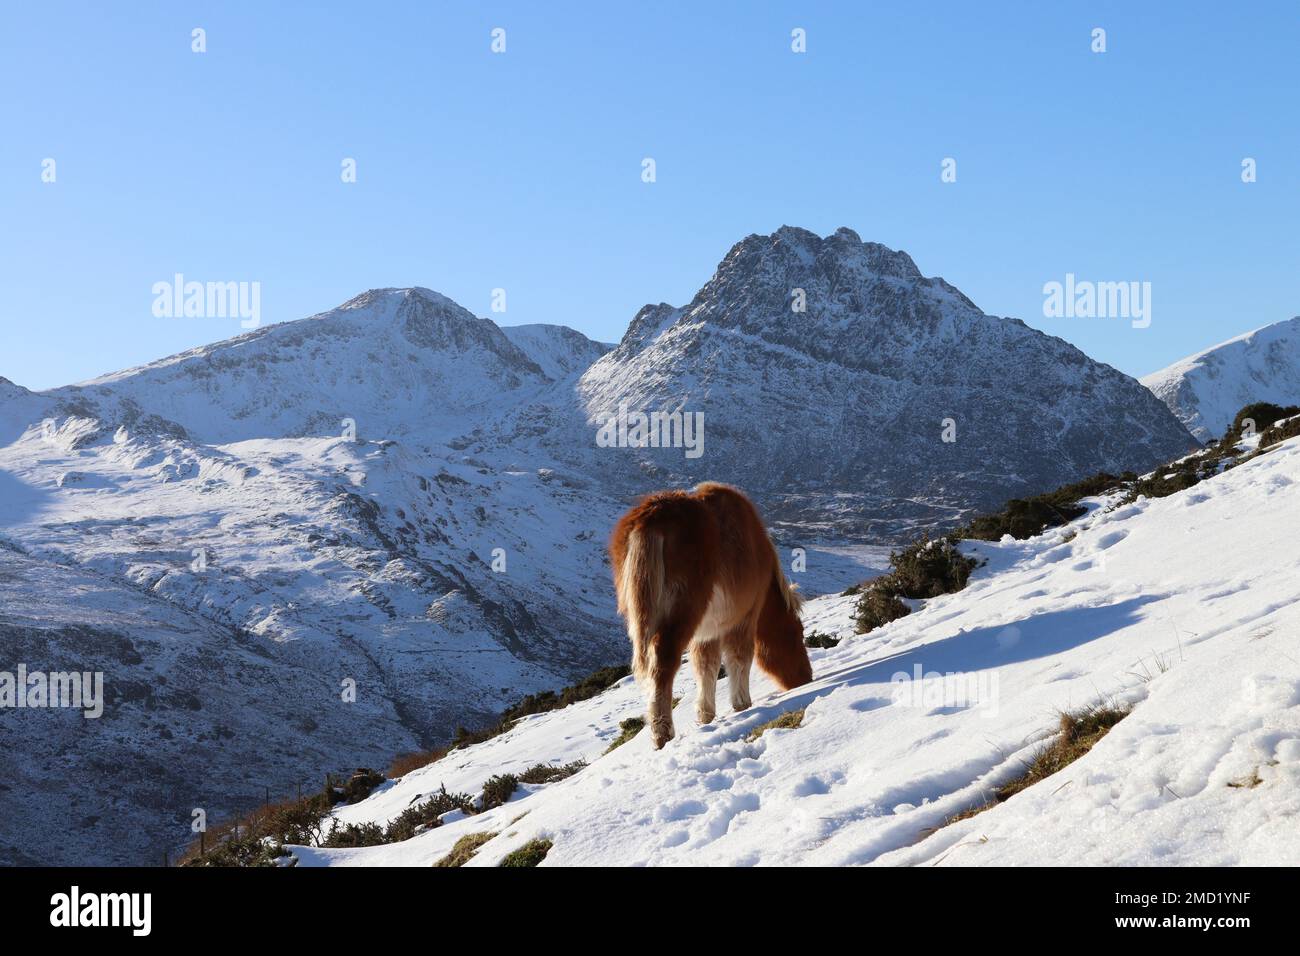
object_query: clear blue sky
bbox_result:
[3,1,1297,390]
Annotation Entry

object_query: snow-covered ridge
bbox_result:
[45,287,565,445]
[1142,317,1300,442]
[297,430,1300,866]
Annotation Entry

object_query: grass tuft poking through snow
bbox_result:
[1227,769,1263,790]
[604,717,646,753]
[499,838,553,867]
[746,709,805,741]
[947,703,1130,825]
[434,832,497,867]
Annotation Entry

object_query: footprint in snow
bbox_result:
[700,792,761,841]
[1094,529,1128,550]
[656,799,708,822]
[661,829,689,848]
[926,705,967,717]
[702,772,732,792]
[849,696,891,713]
[1048,669,1084,682]
[790,773,840,797]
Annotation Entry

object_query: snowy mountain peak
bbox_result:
[605,227,965,368]
[43,286,556,444]
[578,227,1195,533]
[705,226,928,323]
[1142,316,1300,441]
[337,286,456,311]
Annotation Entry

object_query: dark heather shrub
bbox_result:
[271,794,332,846]
[183,833,288,868]
[320,820,385,848]
[384,785,475,842]
[1123,456,1215,503]
[804,632,840,649]
[390,664,632,777]
[890,537,978,599]
[517,761,586,785]
[500,665,632,723]
[340,768,385,805]
[1228,402,1300,441]
[479,774,519,811]
[961,472,1130,541]
[853,580,911,634]
[1260,414,1300,449]
[181,788,335,866]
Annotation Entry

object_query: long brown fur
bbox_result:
[609,482,812,748]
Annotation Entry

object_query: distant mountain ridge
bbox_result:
[1142,317,1300,441]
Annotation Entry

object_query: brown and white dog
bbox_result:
[609,482,813,749]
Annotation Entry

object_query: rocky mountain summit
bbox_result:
[579,226,1197,534]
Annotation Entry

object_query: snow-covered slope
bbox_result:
[500,324,612,380]
[299,429,1300,866]
[1142,317,1300,441]
[579,227,1197,537]
[0,539,418,866]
